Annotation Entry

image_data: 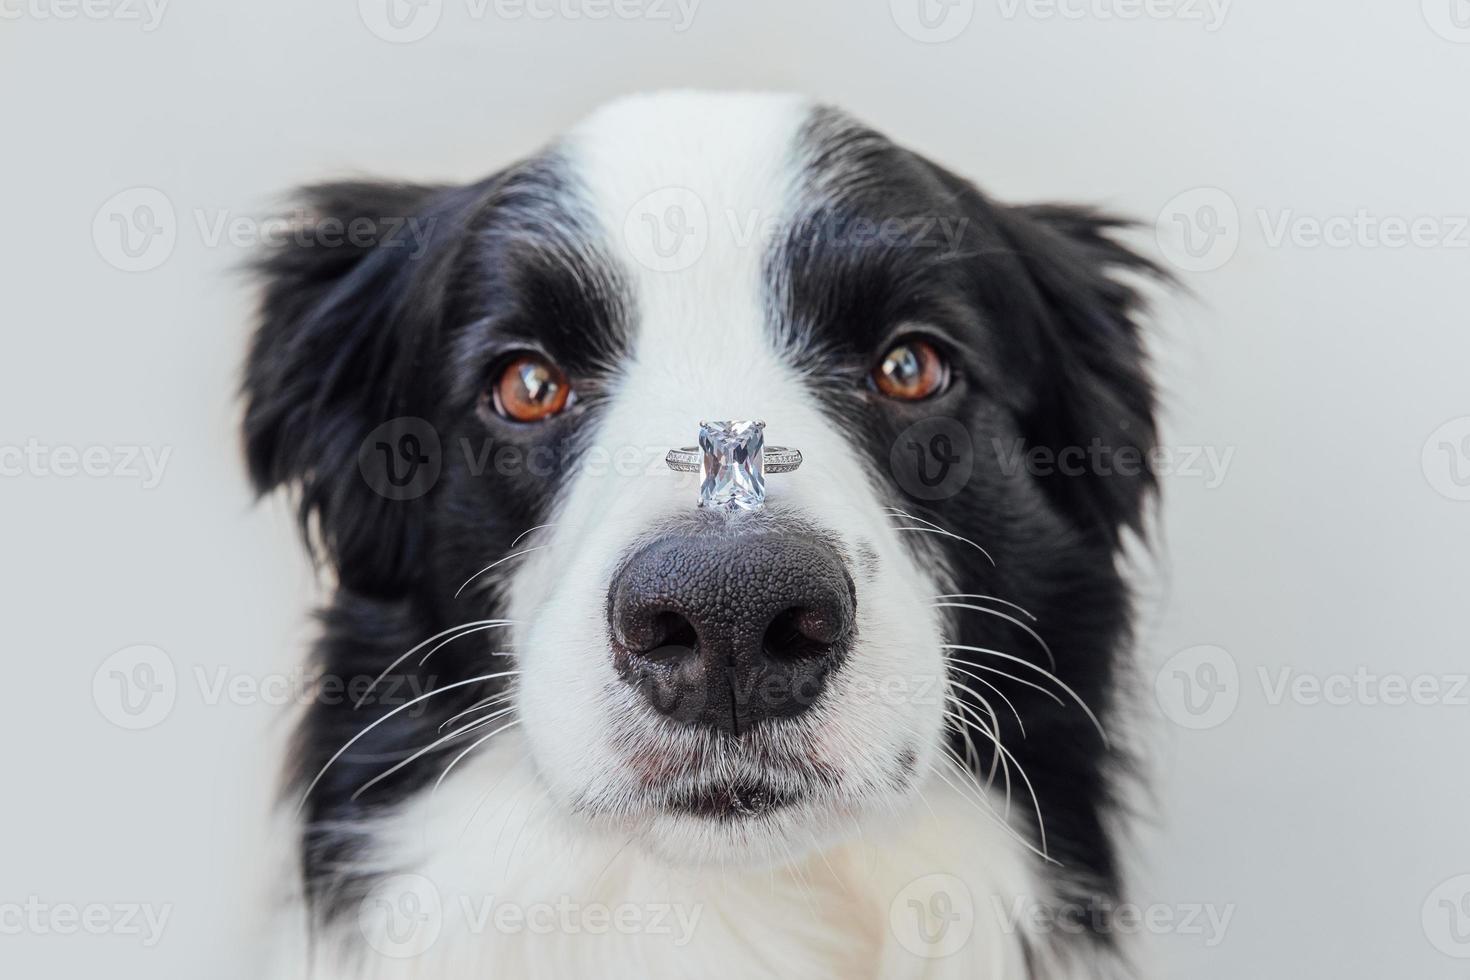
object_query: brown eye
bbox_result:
[872,338,948,401]
[488,353,572,422]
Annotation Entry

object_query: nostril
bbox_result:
[643,611,699,659]
[610,531,856,731]
[762,607,838,662]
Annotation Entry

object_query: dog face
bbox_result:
[245,92,1157,890]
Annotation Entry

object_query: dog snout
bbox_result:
[609,532,855,734]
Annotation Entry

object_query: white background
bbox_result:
[3,1,1469,976]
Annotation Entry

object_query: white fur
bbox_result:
[273,92,1110,979]
[281,734,1086,979]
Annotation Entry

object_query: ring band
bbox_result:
[664,446,804,474]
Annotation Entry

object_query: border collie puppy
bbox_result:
[244,91,1162,979]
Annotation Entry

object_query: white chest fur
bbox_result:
[273,733,1111,980]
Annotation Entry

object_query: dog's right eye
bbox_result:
[871,337,949,401]
[482,352,574,423]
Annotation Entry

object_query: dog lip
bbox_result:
[661,780,800,820]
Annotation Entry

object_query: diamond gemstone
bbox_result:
[698,420,766,511]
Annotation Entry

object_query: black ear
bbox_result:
[998,203,1168,544]
[242,180,477,595]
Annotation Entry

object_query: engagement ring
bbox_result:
[665,420,803,511]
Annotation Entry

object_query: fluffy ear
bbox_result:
[242,180,476,595]
[998,203,1168,544]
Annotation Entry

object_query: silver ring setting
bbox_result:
[663,446,804,474]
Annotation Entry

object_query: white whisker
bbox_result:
[510,523,559,549]
[933,602,1055,670]
[945,697,985,774]
[933,593,1039,622]
[943,643,1108,746]
[351,705,516,801]
[946,655,1067,708]
[433,719,522,793]
[297,671,521,812]
[926,759,1051,863]
[938,732,1006,816]
[884,507,996,565]
[439,691,515,732]
[947,662,1031,736]
[945,697,1008,804]
[354,620,516,709]
[454,545,553,598]
[941,706,1048,858]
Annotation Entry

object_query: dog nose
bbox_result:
[609,532,855,734]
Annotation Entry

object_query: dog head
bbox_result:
[245,92,1158,877]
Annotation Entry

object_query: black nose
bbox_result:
[609,532,856,735]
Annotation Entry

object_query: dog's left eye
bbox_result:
[485,352,573,423]
[871,337,949,401]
